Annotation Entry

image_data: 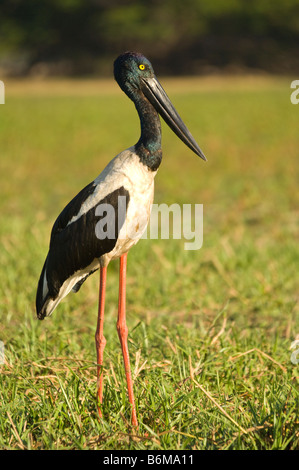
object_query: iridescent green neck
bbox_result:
[134,92,162,172]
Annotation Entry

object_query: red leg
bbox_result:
[95,265,107,418]
[116,253,138,427]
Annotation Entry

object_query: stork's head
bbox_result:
[114,52,155,97]
[114,52,206,161]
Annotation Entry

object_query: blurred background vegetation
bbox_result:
[1,0,299,77]
[1,0,299,451]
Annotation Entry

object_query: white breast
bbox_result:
[95,147,157,266]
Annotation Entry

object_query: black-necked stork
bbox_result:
[36,52,206,428]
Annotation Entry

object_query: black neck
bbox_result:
[134,93,162,172]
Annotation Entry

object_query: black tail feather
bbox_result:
[36,256,49,320]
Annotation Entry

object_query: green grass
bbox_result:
[0,76,298,450]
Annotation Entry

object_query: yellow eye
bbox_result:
[139,64,145,70]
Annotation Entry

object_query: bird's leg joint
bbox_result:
[95,330,107,349]
[116,321,128,341]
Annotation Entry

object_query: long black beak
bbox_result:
[141,76,206,161]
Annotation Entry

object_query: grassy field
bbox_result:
[0,75,298,450]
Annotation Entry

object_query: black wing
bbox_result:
[36,185,130,318]
[50,181,97,238]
